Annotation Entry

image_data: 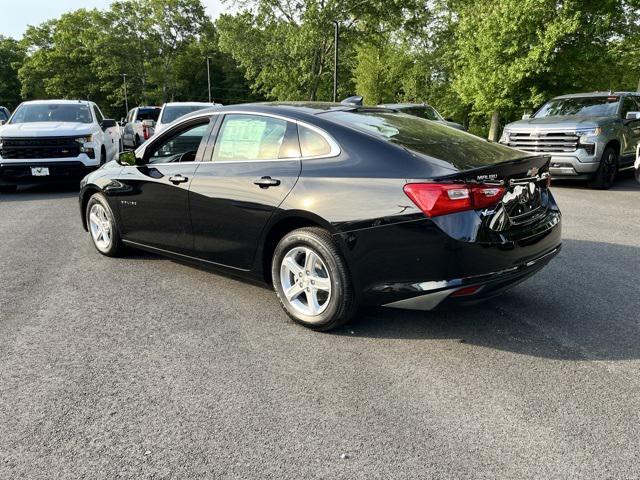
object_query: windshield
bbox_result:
[403,106,442,121]
[324,110,528,170]
[534,97,620,118]
[161,105,210,124]
[10,103,93,124]
[137,108,160,122]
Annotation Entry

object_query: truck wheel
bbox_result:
[589,147,618,190]
[99,147,106,166]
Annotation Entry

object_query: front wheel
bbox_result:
[272,227,358,331]
[589,146,618,190]
[86,192,123,257]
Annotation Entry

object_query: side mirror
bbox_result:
[0,120,5,126]
[120,118,126,125]
[101,119,117,129]
[522,113,531,120]
[117,150,138,166]
[625,111,640,121]
[142,119,155,128]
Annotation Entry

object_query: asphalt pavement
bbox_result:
[1,176,639,479]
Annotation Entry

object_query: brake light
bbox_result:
[143,125,150,140]
[403,183,506,217]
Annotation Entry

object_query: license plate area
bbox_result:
[31,167,50,176]
[502,181,543,224]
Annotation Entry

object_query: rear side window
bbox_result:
[213,114,299,161]
[298,125,332,157]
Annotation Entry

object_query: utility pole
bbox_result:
[121,74,129,115]
[206,57,212,103]
[332,21,339,102]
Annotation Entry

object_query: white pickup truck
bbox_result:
[0,100,121,192]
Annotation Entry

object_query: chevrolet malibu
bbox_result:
[79,103,562,331]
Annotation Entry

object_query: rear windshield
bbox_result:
[137,108,160,122]
[324,110,528,170]
[534,97,620,118]
[10,103,93,124]
[161,105,210,124]
[402,106,442,121]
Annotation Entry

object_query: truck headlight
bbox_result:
[75,135,94,145]
[499,129,510,144]
[575,127,602,136]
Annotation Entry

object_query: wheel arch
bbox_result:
[604,139,621,157]
[258,211,338,284]
[80,186,102,231]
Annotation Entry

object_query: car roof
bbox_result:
[554,91,639,99]
[177,102,397,123]
[162,102,216,107]
[378,103,433,109]
[21,99,92,106]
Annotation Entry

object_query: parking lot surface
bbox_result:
[1,177,639,479]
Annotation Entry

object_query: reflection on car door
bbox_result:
[114,118,214,253]
[189,113,302,270]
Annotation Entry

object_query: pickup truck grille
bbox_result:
[505,131,579,153]
[0,137,81,159]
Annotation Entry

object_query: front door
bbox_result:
[114,119,213,253]
[189,113,302,270]
[620,96,640,166]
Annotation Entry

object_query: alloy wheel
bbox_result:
[279,246,332,319]
[89,203,112,253]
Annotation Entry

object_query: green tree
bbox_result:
[0,36,25,110]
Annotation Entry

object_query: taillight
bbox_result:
[403,183,506,218]
[143,126,150,140]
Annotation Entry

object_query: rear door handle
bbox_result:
[254,176,281,188]
[169,174,189,184]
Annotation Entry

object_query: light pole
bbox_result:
[121,74,129,115]
[332,21,339,102]
[206,57,212,103]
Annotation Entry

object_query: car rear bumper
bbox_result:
[382,245,560,310]
[338,199,562,308]
[0,160,97,185]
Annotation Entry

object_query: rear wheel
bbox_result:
[272,227,357,331]
[86,192,123,257]
[589,146,618,190]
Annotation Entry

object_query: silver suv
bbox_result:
[500,92,640,189]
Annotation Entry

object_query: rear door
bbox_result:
[114,116,215,253]
[189,113,302,270]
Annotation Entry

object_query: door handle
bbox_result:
[254,176,281,188]
[169,174,189,184]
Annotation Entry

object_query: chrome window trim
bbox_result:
[128,109,342,167]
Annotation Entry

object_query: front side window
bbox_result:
[147,122,209,164]
[213,114,297,161]
[621,96,640,119]
[93,106,104,124]
[534,96,620,118]
[10,103,93,124]
[0,110,7,121]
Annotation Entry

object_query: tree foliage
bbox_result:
[1,0,639,135]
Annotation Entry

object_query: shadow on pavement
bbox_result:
[336,238,640,361]
[0,183,80,202]
[552,172,639,192]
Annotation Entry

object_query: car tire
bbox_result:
[86,192,123,257]
[589,146,618,190]
[0,185,17,193]
[99,147,106,166]
[271,227,358,331]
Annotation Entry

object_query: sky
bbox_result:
[0,0,229,39]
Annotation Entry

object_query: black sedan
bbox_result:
[79,103,561,331]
